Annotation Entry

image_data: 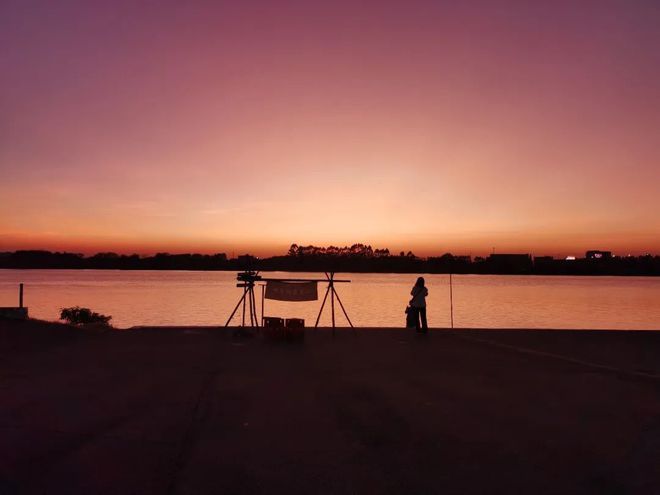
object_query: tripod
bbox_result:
[225,271,261,327]
[314,272,354,334]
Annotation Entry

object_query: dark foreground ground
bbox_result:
[1,319,659,494]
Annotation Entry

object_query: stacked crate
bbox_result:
[262,317,305,342]
[284,318,305,342]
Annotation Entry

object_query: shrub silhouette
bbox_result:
[60,306,112,326]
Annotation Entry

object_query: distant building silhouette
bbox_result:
[586,250,612,260]
[486,254,533,274]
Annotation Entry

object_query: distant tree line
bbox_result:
[0,251,230,270]
[0,246,659,275]
[287,243,393,258]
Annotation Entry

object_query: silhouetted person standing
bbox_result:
[410,277,428,333]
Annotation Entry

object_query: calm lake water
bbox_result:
[0,270,659,330]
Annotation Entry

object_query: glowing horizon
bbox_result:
[1,1,659,258]
[1,234,658,260]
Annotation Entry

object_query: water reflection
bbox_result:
[0,270,658,330]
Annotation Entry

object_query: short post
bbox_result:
[19,283,24,309]
[261,284,265,327]
[331,280,336,334]
[449,274,454,329]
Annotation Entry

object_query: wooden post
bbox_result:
[333,289,354,329]
[314,285,330,328]
[251,284,259,327]
[330,273,336,334]
[225,289,247,327]
[449,273,454,329]
[249,284,254,326]
[241,287,247,326]
[19,283,24,308]
[261,284,265,326]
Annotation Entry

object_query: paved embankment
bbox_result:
[1,319,659,494]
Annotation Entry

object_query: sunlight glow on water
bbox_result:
[0,270,659,329]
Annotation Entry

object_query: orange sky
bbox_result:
[1,1,659,258]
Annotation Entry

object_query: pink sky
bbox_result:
[1,1,659,257]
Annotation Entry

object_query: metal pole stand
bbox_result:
[314,272,354,336]
[225,271,261,331]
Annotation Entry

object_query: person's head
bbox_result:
[415,277,425,287]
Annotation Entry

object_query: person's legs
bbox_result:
[420,307,428,332]
[412,307,421,331]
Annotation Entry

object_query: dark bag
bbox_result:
[406,306,417,328]
[405,294,416,313]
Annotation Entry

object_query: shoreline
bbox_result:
[2,266,660,277]
[127,325,660,331]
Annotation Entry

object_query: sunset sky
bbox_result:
[1,0,659,257]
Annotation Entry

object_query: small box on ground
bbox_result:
[263,316,284,340]
[0,308,28,320]
[262,317,304,342]
[285,318,305,342]
[263,317,284,328]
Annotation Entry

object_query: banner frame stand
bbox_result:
[314,271,354,336]
[224,271,261,329]
[225,271,354,336]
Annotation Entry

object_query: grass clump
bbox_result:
[60,306,112,327]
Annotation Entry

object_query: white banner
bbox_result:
[265,281,318,301]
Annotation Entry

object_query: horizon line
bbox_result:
[2,247,659,259]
